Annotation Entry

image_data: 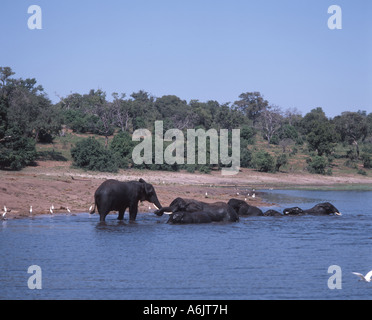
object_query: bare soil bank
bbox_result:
[1,161,372,219]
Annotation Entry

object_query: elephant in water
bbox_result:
[283,202,341,216]
[262,209,283,216]
[228,198,263,216]
[283,207,304,216]
[91,178,162,221]
[155,197,239,224]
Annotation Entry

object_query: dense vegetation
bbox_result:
[1,67,372,175]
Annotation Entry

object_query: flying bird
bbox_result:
[352,271,372,282]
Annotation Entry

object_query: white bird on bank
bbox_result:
[30,206,33,214]
[89,205,93,212]
[2,206,7,219]
[352,270,372,282]
[49,206,54,214]
[67,207,71,213]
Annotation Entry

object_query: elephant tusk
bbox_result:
[163,211,173,215]
[153,204,159,210]
[335,212,342,216]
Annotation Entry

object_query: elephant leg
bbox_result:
[117,207,127,220]
[129,204,138,221]
[97,203,110,222]
[99,210,109,222]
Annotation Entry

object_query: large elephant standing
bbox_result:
[228,199,263,216]
[155,197,239,224]
[91,178,162,221]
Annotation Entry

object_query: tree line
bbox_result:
[1,67,372,174]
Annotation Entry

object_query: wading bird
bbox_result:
[352,271,372,282]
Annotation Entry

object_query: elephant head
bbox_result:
[138,178,162,210]
[304,202,341,216]
[283,207,304,216]
[155,198,203,216]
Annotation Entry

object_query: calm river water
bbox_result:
[1,190,371,300]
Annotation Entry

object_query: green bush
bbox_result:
[71,137,118,172]
[306,156,331,175]
[275,153,288,172]
[110,131,134,169]
[361,154,372,169]
[252,151,275,173]
[240,148,252,168]
[0,127,37,170]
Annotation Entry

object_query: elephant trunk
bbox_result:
[151,195,162,212]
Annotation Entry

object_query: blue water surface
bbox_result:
[0,190,371,300]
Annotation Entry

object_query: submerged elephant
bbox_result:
[283,207,304,216]
[91,178,162,221]
[283,202,341,216]
[263,209,283,216]
[155,197,239,224]
[228,198,263,216]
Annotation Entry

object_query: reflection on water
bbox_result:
[1,190,371,300]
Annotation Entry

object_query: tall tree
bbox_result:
[302,108,338,156]
[258,105,283,146]
[85,89,115,148]
[334,111,368,156]
[234,92,268,125]
[112,92,132,132]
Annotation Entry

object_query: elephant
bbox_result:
[167,211,213,224]
[263,209,283,216]
[303,202,341,216]
[91,178,162,221]
[228,198,263,216]
[283,203,341,216]
[155,197,239,224]
[283,207,304,216]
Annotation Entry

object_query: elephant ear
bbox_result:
[142,181,154,196]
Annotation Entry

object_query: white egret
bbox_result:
[352,270,372,282]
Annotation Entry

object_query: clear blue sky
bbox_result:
[1,0,371,117]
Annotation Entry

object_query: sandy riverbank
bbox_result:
[1,160,372,219]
